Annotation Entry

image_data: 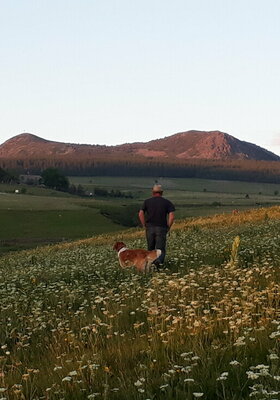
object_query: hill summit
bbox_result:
[0,130,279,161]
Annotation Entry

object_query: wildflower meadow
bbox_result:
[0,206,280,400]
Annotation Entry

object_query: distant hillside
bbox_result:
[117,130,280,161]
[0,130,279,161]
[0,133,109,158]
[0,131,280,183]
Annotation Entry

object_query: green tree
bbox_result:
[76,184,85,196]
[41,168,69,191]
[0,167,18,183]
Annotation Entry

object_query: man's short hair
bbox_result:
[152,184,163,193]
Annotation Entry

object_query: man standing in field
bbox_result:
[138,184,175,268]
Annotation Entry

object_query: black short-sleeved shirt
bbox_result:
[141,196,175,227]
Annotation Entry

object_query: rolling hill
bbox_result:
[0,130,279,161]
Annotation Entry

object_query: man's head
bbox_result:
[152,184,163,196]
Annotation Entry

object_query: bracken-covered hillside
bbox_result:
[0,130,279,161]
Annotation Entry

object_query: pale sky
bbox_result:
[0,0,279,155]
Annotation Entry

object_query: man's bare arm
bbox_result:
[168,212,175,230]
[138,210,146,228]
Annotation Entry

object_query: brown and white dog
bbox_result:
[113,241,161,273]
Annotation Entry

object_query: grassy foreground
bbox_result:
[0,206,280,399]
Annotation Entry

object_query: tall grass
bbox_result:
[0,206,280,399]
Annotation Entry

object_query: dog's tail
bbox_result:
[156,249,161,258]
[147,249,161,261]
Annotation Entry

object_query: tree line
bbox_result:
[0,157,280,183]
[0,167,18,183]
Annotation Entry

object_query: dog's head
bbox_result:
[113,241,126,252]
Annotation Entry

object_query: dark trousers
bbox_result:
[146,226,168,264]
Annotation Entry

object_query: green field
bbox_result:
[0,191,122,253]
[69,176,280,219]
[0,207,279,399]
[0,176,279,254]
[69,176,280,195]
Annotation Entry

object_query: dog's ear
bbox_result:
[113,241,126,251]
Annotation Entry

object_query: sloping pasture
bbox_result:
[0,193,122,253]
[1,177,279,254]
[0,207,280,399]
